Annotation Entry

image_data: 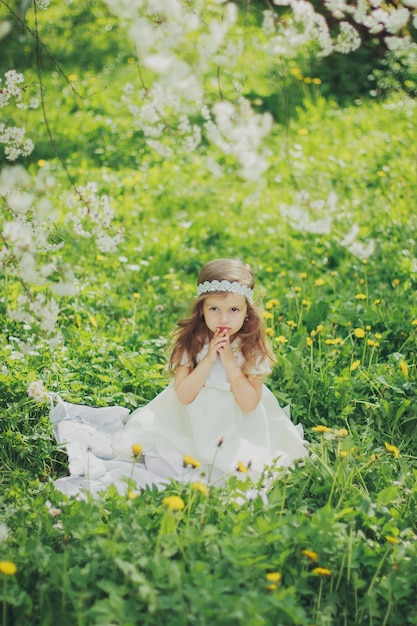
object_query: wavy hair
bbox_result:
[169,258,275,376]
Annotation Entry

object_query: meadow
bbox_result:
[1,1,417,624]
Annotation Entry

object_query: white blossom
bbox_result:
[27,380,49,401]
[385,7,410,34]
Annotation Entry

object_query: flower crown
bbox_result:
[197,279,253,302]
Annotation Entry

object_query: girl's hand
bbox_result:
[216,330,237,369]
[206,327,229,363]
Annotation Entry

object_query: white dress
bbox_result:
[51,342,307,497]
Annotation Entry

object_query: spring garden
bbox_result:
[1,0,417,624]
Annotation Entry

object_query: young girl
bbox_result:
[53,258,307,495]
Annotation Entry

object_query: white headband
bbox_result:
[197,279,253,302]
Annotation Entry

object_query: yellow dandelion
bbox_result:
[315,278,325,287]
[37,159,46,167]
[400,360,409,377]
[373,298,381,305]
[68,73,77,82]
[316,324,323,333]
[355,293,367,300]
[312,425,332,433]
[353,328,365,339]
[287,320,297,328]
[375,333,382,339]
[311,260,316,265]
[386,535,400,544]
[306,337,313,347]
[266,266,273,272]
[312,77,322,85]
[301,549,318,562]
[132,443,143,457]
[236,460,248,473]
[263,311,273,320]
[302,299,310,307]
[96,254,105,262]
[393,278,400,287]
[300,272,308,279]
[265,301,273,310]
[191,482,209,496]
[0,561,17,576]
[310,330,317,338]
[290,67,303,79]
[280,270,287,277]
[183,455,202,469]
[162,495,185,511]
[266,583,277,591]
[339,450,348,459]
[275,335,288,344]
[266,572,282,583]
[312,567,331,577]
[334,428,349,437]
[350,359,361,372]
[412,319,417,326]
[384,442,400,459]
[325,339,336,345]
[265,328,274,337]
[294,286,302,294]
[133,292,140,299]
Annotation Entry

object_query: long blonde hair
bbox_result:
[169,258,275,376]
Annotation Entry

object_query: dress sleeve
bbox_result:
[248,355,272,377]
[179,352,191,367]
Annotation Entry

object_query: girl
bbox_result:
[112,258,307,477]
[53,258,307,495]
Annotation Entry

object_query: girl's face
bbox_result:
[202,293,248,338]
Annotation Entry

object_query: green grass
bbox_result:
[1,1,417,624]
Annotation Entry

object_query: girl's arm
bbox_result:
[219,341,263,412]
[226,366,262,412]
[174,331,228,405]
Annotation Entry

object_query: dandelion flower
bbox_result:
[353,328,365,339]
[350,360,361,372]
[266,583,277,591]
[316,324,323,333]
[386,535,400,544]
[355,293,367,300]
[412,319,417,326]
[400,360,409,377]
[339,450,348,459]
[266,572,282,583]
[306,337,313,347]
[0,561,17,576]
[312,425,332,433]
[265,328,274,337]
[162,495,185,511]
[300,272,308,280]
[183,455,202,469]
[301,549,318,562]
[312,567,331,576]
[191,482,208,495]
[275,335,288,344]
[236,460,248,473]
[384,442,400,459]
[334,428,349,437]
[315,278,325,287]
[132,443,143,457]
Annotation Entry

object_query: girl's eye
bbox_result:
[209,307,218,311]
[231,308,240,312]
